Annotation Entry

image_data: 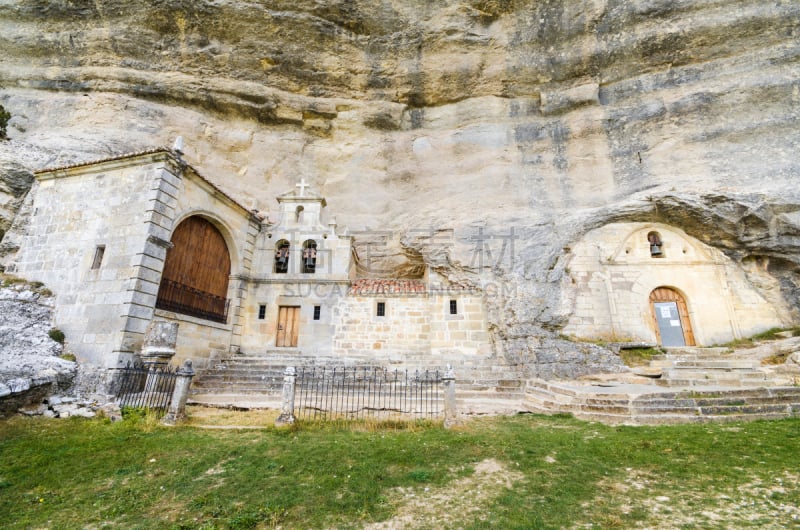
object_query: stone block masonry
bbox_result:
[8,152,183,368]
[334,296,431,359]
[5,150,260,373]
[332,281,491,362]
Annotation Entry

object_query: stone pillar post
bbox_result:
[163,359,195,425]
[443,365,459,429]
[141,321,179,367]
[275,366,297,427]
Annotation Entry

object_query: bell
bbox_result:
[650,244,662,256]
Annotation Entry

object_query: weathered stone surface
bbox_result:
[0,156,34,250]
[503,334,629,380]
[0,283,77,409]
[141,320,179,365]
[0,0,797,373]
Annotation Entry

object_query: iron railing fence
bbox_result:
[115,362,178,417]
[294,366,444,421]
[155,279,229,323]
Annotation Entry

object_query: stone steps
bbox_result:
[658,347,732,357]
[669,359,761,369]
[524,379,800,425]
[190,352,525,413]
[644,348,777,387]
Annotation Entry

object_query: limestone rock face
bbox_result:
[0,283,77,411]
[0,1,798,367]
[0,157,33,241]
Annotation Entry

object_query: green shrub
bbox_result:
[1,274,26,287]
[619,347,662,367]
[48,329,65,344]
[752,326,800,341]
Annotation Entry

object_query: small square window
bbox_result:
[313,305,321,321]
[449,299,458,315]
[91,245,105,270]
[257,304,267,320]
[376,301,386,317]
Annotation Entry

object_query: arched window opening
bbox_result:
[156,216,231,323]
[647,231,664,257]
[295,206,304,223]
[302,239,318,273]
[275,240,290,273]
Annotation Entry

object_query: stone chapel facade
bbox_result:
[562,223,788,346]
[4,149,491,382]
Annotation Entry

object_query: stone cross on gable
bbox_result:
[296,178,310,197]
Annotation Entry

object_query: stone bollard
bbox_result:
[443,365,459,429]
[163,359,195,425]
[275,366,297,427]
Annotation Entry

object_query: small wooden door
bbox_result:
[650,287,695,346]
[276,306,300,347]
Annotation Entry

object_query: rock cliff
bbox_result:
[0,1,798,365]
[0,280,77,415]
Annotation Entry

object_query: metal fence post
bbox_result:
[275,366,297,427]
[443,365,459,428]
[163,360,195,425]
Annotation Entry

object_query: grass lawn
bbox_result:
[1,409,799,529]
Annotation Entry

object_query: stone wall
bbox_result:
[333,295,431,361]
[4,154,179,367]
[429,293,490,356]
[332,291,491,363]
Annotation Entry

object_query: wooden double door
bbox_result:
[276,306,300,347]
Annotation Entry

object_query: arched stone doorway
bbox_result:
[650,287,695,347]
[156,216,231,323]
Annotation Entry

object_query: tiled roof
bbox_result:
[350,279,427,295]
[35,148,253,217]
[34,148,167,173]
[349,279,480,296]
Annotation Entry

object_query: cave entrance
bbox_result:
[650,287,695,347]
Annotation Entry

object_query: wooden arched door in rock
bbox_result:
[650,287,695,347]
[156,216,231,323]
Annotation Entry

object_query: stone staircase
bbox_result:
[644,347,773,387]
[188,349,526,413]
[191,343,800,423]
[525,344,800,424]
[525,379,800,425]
